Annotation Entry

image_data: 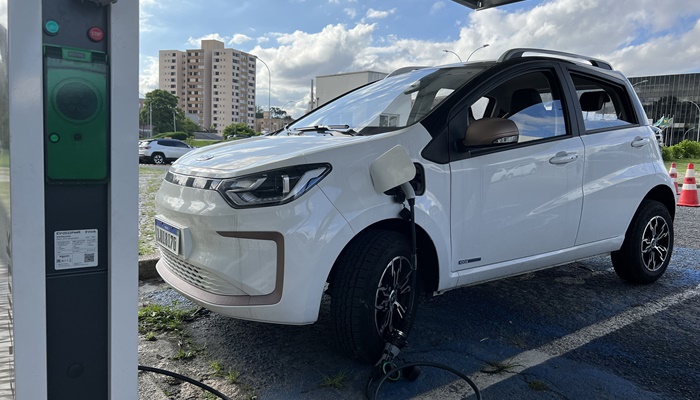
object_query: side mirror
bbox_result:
[370,145,416,194]
[463,117,519,147]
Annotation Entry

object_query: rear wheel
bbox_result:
[151,153,166,165]
[611,200,673,284]
[330,230,419,363]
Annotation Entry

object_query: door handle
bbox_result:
[631,136,650,148]
[549,151,578,165]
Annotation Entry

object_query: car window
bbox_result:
[570,73,636,132]
[287,65,488,135]
[173,141,190,148]
[468,70,568,143]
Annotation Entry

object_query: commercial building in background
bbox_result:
[311,70,387,110]
[159,40,257,133]
[630,73,700,146]
[255,110,294,134]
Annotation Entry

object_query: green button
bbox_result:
[49,133,60,143]
[44,20,60,35]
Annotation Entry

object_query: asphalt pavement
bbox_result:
[140,200,700,400]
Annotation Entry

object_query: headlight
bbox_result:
[216,164,332,208]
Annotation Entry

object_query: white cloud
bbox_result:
[431,2,446,14]
[186,33,227,48]
[139,56,159,95]
[450,0,700,73]
[365,8,396,20]
[138,0,700,118]
[344,8,358,19]
[230,34,253,45]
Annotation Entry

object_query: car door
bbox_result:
[564,69,661,245]
[171,141,192,159]
[449,67,584,274]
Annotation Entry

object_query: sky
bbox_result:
[139,0,700,118]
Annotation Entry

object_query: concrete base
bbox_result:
[138,254,160,281]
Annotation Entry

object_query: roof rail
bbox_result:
[498,48,612,70]
[385,66,428,78]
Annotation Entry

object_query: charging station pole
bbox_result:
[6,0,138,398]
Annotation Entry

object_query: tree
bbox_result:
[223,122,258,139]
[139,89,187,134]
[255,106,265,119]
[179,118,198,136]
[269,107,289,119]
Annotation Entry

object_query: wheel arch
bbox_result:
[643,184,676,220]
[326,218,440,297]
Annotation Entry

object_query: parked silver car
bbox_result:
[139,138,193,164]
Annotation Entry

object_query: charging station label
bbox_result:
[54,229,98,269]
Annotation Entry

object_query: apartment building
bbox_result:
[159,40,257,133]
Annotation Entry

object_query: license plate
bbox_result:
[155,218,180,255]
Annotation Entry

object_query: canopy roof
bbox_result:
[450,0,525,10]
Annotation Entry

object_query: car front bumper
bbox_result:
[154,179,351,324]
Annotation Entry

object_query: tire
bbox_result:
[151,153,166,165]
[330,230,419,363]
[611,200,673,284]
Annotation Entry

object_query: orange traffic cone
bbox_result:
[677,163,699,207]
[668,162,680,195]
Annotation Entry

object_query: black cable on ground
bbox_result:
[138,365,232,400]
[366,361,482,400]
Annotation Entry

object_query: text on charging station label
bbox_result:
[54,229,98,269]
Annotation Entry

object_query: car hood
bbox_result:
[170,135,366,178]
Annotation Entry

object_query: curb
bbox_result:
[138,254,160,280]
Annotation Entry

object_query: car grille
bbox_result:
[159,249,246,296]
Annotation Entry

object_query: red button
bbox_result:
[88,27,104,42]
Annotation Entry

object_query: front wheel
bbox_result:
[330,230,419,363]
[611,200,673,284]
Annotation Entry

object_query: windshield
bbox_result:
[286,65,486,135]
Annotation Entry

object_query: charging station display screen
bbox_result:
[44,46,108,182]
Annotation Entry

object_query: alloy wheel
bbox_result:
[641,216,670,272]
[374,255,413,338]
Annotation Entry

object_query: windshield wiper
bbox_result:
[288,125,357,136]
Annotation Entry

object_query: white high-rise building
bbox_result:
[159,39,257,133]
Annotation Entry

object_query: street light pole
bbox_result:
[172,109,176,132]
[257,57,272,133]
[442,49,463,63]
[466,44,490,62]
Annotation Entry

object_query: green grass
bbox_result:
[138,165,167,255]
[173,348,196,360]
[528,380,549,391]
[188,139,222,148]
[210,360,241,384]
[318,370,350,389]
[137,303,193,334]
[664,158,700,184]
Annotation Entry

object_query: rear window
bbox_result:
[139,140,154,147]
[570,73,637,132]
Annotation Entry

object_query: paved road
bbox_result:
[142,204,700,399]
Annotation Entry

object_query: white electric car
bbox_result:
[154,49,676,363]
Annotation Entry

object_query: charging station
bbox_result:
[4,0,138,398]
